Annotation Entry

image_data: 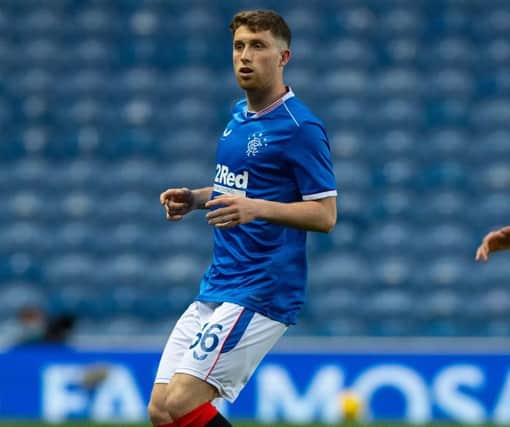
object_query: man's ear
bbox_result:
[280,49,291,67]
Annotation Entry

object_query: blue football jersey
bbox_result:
[195,88,337,324]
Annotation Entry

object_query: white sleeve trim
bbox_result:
[302,190,338,200]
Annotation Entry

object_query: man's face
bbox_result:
[233,26,289,91]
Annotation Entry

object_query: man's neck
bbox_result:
[246,84,288,112]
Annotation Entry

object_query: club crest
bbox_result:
[246,131,268,157]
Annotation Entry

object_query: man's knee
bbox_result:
[164,382,198,418]
[165,374,218,419]
[148,384,172,426]
[148,397,170,426]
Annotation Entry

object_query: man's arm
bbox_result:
[190,187,213,209]
[476,225,510,262]
[205,195,337,233]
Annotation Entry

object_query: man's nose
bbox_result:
[240,47,251,61]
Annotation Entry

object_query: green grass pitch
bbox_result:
[0,423,500,427]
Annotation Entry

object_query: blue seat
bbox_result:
[473,163,510,192]
[372,255,414,287]
[57,69,110,99]
[157,253,209,288]
[426,98,469,127]
[378,8,424,38]
[481,288,510,318]
[324,70,368,98]
[468,129,510,164]
[413,190,468,224]
[59,191,96,222]
[307,289,359,321]
[0,282,46,317]
[367,189,415,221]
[471,99,510,130]
[374,68,420,98]
[415,256,472,288]
[475,255,510,288]
[417,161,468,191]
[95,191,155,225]
[129,8,161,38]
[419,128,468,161]
[287,38,318,70]
[478,39,510,69]
[22,38,62,70]
[159,129,216,160]
[426,8,470,39]
[334,160,371,191]
[74,7,121,38]
[485,320,510,337]
[0,223,51,257]
[359,220,416,256]
[470,193,510,230]
[7,191,44,221]
[309,252,373,290]
[323,38,374,68]
[372,159,418,189]
[0,254,43,283]
[418,223,475,257]
[329,221,362,250]
[330,129,365,159]
[419,289,463,320]
[370,98,422,129]
[379,38,420,65]
[476,69,510,100]
[426,38,475,67]
[365,289,415,319]
[428,68,473,98]
[52,222,98,255]
[475,8,510,40]
[73,38,114,68]
[332,6,377,39]
[45,253,98,289]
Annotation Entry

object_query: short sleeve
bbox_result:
[285,121,338,200]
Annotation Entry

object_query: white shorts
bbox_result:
[154,301,287,402]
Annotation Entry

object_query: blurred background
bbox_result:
[1,0,510,424]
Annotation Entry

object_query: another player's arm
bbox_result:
[205,195,337,233]
[160,187,212,221]
[476,225,510,262]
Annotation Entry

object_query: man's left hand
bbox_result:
[205,195,259,229]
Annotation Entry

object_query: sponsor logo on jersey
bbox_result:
[222,128,232,137]
[214,164,248,196]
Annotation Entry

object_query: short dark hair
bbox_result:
[230,10,291,48]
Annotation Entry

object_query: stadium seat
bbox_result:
[0,282,46,317]
[310,252,373,290]
[2,0,509,338]
[372,256,414,287]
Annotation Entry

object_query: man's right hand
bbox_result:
[160,187,194,221]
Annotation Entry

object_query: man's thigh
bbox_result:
[154,301,214,383]
[175,302,287,402]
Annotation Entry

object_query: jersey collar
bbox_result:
[233,87,295,123]
[250,87,295,119]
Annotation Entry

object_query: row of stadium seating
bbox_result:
[1,0,510,340]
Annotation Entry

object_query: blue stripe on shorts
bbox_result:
[221,308,255,353]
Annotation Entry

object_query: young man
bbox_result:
[476,225,510,262]
[149,10,337,427]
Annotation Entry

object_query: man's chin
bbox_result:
[237,78,258,90]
